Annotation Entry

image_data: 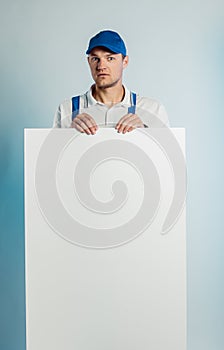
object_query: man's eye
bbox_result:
[108,57,115,61]
[91,57,99,62]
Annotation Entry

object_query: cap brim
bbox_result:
[86,44,123,55]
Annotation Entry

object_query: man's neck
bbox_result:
[92,84,125,107]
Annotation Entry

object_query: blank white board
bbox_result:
[25,128,186,350]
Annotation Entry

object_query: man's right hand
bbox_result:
[70,113,98,135]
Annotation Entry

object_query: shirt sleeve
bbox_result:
[53,105,62,128]
[136,96,170,128]
[52,99,73,128]
[157,103,170,127]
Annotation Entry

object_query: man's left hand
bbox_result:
[115,114,144,133]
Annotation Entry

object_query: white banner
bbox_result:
[25,128,186,350]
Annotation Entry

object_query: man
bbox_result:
[53,30,169,133]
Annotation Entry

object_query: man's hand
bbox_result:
[115,114,144,133]
[70,113,98,135]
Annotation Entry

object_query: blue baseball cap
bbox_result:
[86,30,127,56]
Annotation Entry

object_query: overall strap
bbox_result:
[128,92,137,114]
[72,94,88,120]
[72,96,80,120]
[72,92,136,119]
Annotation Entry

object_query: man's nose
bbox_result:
[97,59,106,70]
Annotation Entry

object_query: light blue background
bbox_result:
[0,1,223,349]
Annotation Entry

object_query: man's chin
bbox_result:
[96,80,119,89]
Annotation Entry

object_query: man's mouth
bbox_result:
[97,73,109,77]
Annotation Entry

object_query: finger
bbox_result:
[118,122,130,133]
[124,117,144,132]
[122,123,135,133]
[123,124,135,133]
[127,126,134,132]
[70,120,86,133]
[117,121,129,133]
[89,125,98,135]
[116,113,133,129]
[73,118,92,134]
[117,116,138,133]
[74,124,85,133]
[79,114,98,134]
[116,113,132,128]
[82,119,97,134]
[81,114,98,129]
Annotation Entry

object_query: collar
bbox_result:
[86,85,132,107]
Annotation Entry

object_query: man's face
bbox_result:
[87,47,128,89]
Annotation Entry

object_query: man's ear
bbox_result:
[123,55,129,69]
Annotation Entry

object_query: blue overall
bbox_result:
[72,91,137,120]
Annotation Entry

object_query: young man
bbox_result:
[53,30,169,134]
